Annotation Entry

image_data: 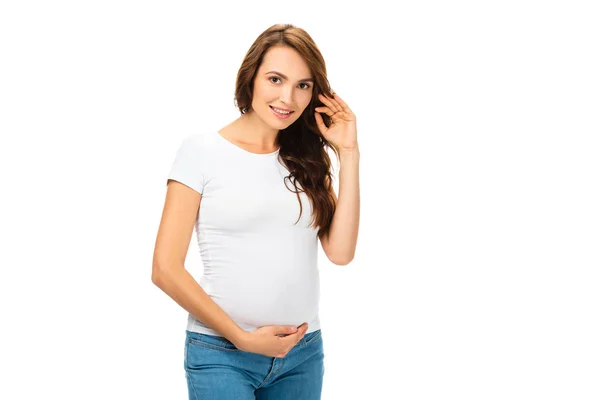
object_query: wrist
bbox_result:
[339,147,360,163]
[339,146,359,156]
[229,328,250,350]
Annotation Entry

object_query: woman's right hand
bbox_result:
[236,322,309,358]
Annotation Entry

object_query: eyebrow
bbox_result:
[265,71,314,83]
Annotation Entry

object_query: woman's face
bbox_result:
[251,45,314,128]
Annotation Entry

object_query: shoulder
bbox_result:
[168,132,218,193]
[174,131,221,158]
[170,132,220,169]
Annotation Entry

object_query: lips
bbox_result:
[270,105,294,114]
[269,105,294,119]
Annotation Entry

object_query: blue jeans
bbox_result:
[183,329,325,399]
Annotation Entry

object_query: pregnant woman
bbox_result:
[152,23,360,400]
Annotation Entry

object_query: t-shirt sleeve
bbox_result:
[166,135,206,194]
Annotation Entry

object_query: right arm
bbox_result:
[151,179,248,348]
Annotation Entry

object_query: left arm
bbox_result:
[314,92,360,266]
[320,147,360,265]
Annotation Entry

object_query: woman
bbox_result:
[152,23,360,399]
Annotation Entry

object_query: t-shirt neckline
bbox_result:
[215,131,280,157]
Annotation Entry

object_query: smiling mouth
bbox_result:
[270,106,294,114]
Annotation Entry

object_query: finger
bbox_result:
[318,93,342,113]
[296,326,308,344]
[314,106,334,117]
[333,93,353,114]
[286,324,307,337]
[321,93,342,113]
[280,333,298,347]
[278,323,306,337]
[285,328,308,348]
[314,111,328,135]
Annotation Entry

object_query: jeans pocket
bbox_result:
[187,331,239,352]
[303,329,322,346]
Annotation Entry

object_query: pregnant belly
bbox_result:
[209,272,320,328]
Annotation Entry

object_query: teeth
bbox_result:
[272,107,291,114]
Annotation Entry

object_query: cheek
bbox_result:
[253,81,271,98]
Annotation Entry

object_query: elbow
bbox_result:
[337,257,354,266]
[151,266,162,286]
[328,253,355,266]
[151,261,169,286]
[152,259,184,285]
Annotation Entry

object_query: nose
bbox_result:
[279,85,294,106]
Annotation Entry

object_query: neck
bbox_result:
[234,111,280,148]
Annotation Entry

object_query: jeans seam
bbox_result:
[185,370,199,400]
[184,340,200,400]
[257,359,278,389]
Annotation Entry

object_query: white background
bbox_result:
[1,1,599,399]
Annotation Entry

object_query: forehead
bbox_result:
[259,46,312,77]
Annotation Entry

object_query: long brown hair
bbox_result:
[234,24,339,240]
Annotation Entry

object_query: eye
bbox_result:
[269,76,311,90]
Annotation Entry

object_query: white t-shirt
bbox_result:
[167,130,321,336]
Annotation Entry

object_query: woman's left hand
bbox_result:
[314,93,358,152]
